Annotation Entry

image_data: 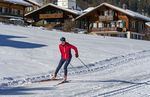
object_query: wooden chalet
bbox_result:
[25,3,81,30]
[75,3,150,40]
[0,0,31,24]
[145,22,150,40]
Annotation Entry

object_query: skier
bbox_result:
[52,37,79,81]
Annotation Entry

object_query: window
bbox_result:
[131,21,136,29]
[107,23,110,28]
[46,11,51,14]
[141,24,144,30]
[116,22,120,27]
[4,8,9,14]
[15,9,18,15]
[1,7,5,13]
[119,22,123,28]
[98,22,103,28]
[104,10,108,16]
[17,10,20,15]
[109,10,113,16]
[11,9,19,15]
[99,11,104,16]
[11,9,15,15]
[0,7,2,13]
[111,22,115,27]
[93,23,97,28]
[27,7,33,12]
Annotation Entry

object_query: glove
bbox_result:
[75,54,79,58]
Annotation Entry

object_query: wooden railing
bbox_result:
[99,16,113,21]
[92,27,117,32]
[39,13,63,19]
[0,12,23,17]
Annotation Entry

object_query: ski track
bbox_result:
[68,76,150,97]
[1,49,150,97]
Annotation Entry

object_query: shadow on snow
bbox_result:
[0,34,47,49]
[72,79,149,85]
[0,86,55,95]
[72,79,150,97]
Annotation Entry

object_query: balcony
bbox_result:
[99,16,113,21]
[92,27,117,32]
[0,12,23,17]
[39,13,63,19]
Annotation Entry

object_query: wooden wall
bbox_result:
[0,2,25,16]
[39,13,63,19]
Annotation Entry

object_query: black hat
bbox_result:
[60,37,66,42]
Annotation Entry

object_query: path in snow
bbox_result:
[1,50,150,90]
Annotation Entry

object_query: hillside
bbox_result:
[0,24,150,97]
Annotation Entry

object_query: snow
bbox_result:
[102,3,150,21]
[0,23,150,97]
[76,3,150,22]
[26,0,41,7]
[25,3,82,17]
[125,9,150,22]
[4,0,31,6]
[83,7,95,13]
[146,22,150,27]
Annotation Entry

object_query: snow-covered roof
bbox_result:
[124,10,150,21]
[146,22,150,27]
[25,3,82,17]
[76,3,150,21]
[3,0,32,6]
[83,7,95,13]
[25,0,41,7]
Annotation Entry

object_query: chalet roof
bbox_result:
[146,22,150,27]
[3,0,32,6]
[24,0,41,7]
[25,3,82,17]
[83,7,95,13]
[125,9,150,21]
[76,3,150,22]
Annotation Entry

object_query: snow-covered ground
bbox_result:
[0,23,150,97]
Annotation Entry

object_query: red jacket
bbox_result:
[59,42,78,59]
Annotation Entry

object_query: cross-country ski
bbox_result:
[56,80,70,86]
[34,78,63,83]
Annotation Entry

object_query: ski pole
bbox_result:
[70,63,78,72]
[78,57,90,70]
[70,63,74,68]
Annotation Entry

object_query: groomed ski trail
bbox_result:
[1,49,150,89]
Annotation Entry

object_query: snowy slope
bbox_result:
[0,23,150,97]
